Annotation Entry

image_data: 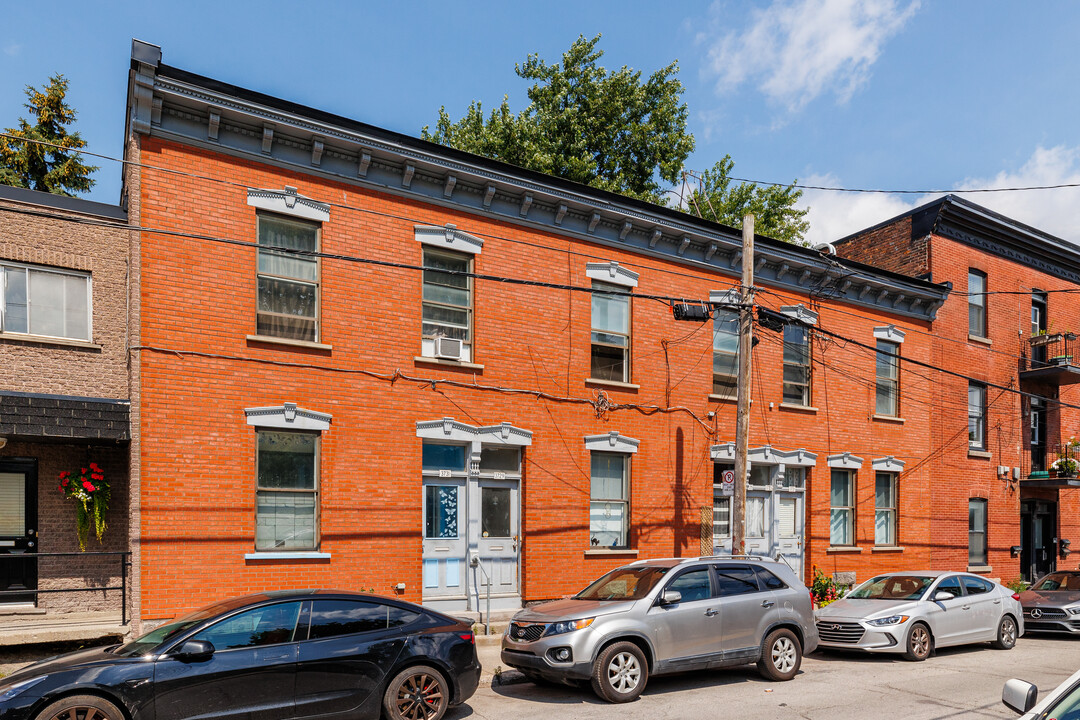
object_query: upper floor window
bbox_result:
[591,282,631,382]
[782,324,811,406]
[1,262,90,341]
[968,383,987,450]
[875,340,899,416]
[421,248,473,361]
[257,214,320,342]
[713,308,739,399]
[968,269,987,338]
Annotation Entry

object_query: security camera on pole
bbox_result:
[732,215,754,557]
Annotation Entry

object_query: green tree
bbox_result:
[0,74,97,196]
[423,34,694,204]
[686,156,810,245]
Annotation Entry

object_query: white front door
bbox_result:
[775,493,804,580]
[744,493,770,556]
[422,480,466,599]
[475,480,519,596]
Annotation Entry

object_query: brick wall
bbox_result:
[834,216,930,279]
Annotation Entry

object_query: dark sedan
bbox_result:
[0,589,480,720]
[1019,570,1080,634]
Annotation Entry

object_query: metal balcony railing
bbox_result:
[1026,442,1080,479]
[0,551,130,625]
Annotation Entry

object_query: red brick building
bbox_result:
[836,195,1080,583]
[121,41,953,626]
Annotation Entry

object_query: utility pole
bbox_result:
[732,214,755,557]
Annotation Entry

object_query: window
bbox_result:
[830,469,855,546]
[968,383,987,450]
[875,472,897,546]
[968,269,987,337]
[422,248,472,357]
[193,601,303,649]
[754,567,787,590]
[256,431,318,551]
[713,496,730,538]
[667,569,712,603]
[591,282,631,382]
[961,576,993,596]
[875,340,899,416]
[968,498,988,565]
[713,308,739,398]
[746,496,766,538]
[713,565,761,596]
[257,214,320,342]
[590,453,629,548]
[781,467,805,489]
[782,323,811,406]
[307,600,417,639]
[1,262,90,341]
[935,575,964,598]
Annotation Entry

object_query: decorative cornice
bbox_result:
[872,455,906,472]
[827,452,864,469]
[245,402,331,431]
[780,304,819,326]
[584,431,640,454]
[873,325,906,344]
[585,261,639,288]
[247,186,330,222]
[415,224,484,255]
[709,442,816,467]
[415,417,532,446]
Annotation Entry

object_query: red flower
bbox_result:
[59,471,70,480]
[91,473,104,481]
[62,478,69,487]
[81,468,88,475]
[83,481,95,492]
[89,462,101,472]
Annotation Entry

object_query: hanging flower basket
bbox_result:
[57,463,110,551]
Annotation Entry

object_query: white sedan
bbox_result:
[1003,668,1080,719]
[814,571,1024,660]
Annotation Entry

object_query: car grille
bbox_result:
[816,621,865,644]
[508,622,547,643]
[1025,608,1068,619]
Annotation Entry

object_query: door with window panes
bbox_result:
[743,466,771,557]
[775,468,805,579]
[475,447,520,596]
[421,444,467,599]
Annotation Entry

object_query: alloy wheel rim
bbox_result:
[48,709,113,720]
[395,672,444,720]
[772,637,797,673]
[911,627,929,656]
[607,651,641,693]
[1002,618,1016,645]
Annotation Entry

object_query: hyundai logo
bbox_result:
[830,624,843,630]
[1030,608,1042,619]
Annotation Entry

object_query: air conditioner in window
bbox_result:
[433,336,463,360]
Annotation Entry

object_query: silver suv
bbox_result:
[501,556,818,702]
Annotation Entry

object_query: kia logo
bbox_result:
[515,629,525,638]
[1030,608,1042,619]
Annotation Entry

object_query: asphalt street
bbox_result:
[460,634,1078,720]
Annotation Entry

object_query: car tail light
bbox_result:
[459,632,475,644]
[1012,593,1020,601]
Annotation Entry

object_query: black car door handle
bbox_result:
[761,600,775,608]
[704,608,718,617]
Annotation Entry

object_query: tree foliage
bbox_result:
[0,74,97,196]
[686,156,810,245]
[423,34,694,204]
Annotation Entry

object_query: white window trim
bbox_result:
[0,261,93,342]
[584,431,640,454]
[780,304,818,326]
[247,186,330,222]
[828,452,864,469]
[245,402,332,431]
[585,261,639,288]
[415,224,484,255]
[873,325,906,343]
[872,456,906,473]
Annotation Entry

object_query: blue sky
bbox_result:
[3,0,1080,245]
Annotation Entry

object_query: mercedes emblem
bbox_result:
[1030,608,1042,619]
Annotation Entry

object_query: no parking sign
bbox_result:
[720,469,735,495]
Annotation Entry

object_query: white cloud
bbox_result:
[798,145,1080,247]
[3,43,22,57]
[704,0,919,113]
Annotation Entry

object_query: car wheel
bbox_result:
[993,615,1018,650]
[383,665,450,720]
[36,694,124,720]
[591,641,648,703]
[903,622,933,661]
[757,628,802,681]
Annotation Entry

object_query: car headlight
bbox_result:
[867,615,909,627]
[1068,607,1080,615]
[544,618,595,636]
[0,676,47,700]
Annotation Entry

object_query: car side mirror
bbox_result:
[934,591,955,602]
[173,639,215,661]
[1002,678,1038,714]
[659,590,682,606]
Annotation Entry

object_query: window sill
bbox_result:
[414,356,485,370]
[967,565,992,573]
[826,546,863,554]
[0,332,101,350]
[968,449,992,459]
[709,394,747,404]
[246,334,332,351]
[584,548,639,557]
[871,546,905,552]
[245,551,331,561]
[585,378,640,391]
[968,334,992,346]
[872,414,905,424]
[779,403,818,413]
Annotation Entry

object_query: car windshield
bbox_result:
[1031,572,1080,591]
[113,601,235,656]
[846,575,934,600]
[575,566,670,601]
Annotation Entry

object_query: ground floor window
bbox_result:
[875,472,897,546]
[830,469,855,546]
[590,452,629,548]
[969,498,988,565]
[256,431,318,551]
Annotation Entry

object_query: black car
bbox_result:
[0,589,480,720]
